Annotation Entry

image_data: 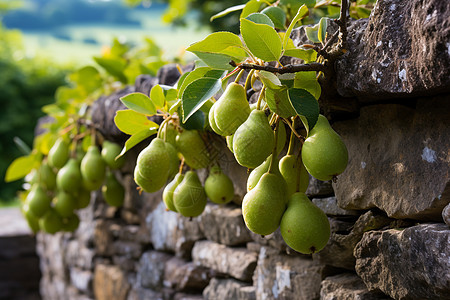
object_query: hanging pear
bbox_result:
[48,138,69,169]
[57,158,82,194]
[208,102,224,135]
[301,115,348,181]
[76,188,91,209]
[162,173,184,212]
[214,83,251,136]
[165,142,180,180]
[101,141,126,169]
[160,122,178,147]
[22,203,40,233]
[175,130,212,169]
[134,137,170,193]
[280,192,330,254]
[242,170,288,236]
[81,146,106,191]
[173,171,207,218]
[247,155,271,192]
[279,154,309,197]
[39,208,64,234]
[39,161,57,191]
[233,110,274,168]
[62,213,80,232]
[26,184,51,218]
[102,172,125,207]
[54,191,77,217]
[204,166,234,204]
[226,134,234,153]
[275,122,287,155]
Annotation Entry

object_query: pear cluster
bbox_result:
[22,138,126,234]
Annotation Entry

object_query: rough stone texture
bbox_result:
[306,178,335,198]
[354,223,450,300]
[94,264,130,300]
[192,240,257,282]
[333,98,450,220]
[314,211,391,270]
[254,246,333,300]
[203,278,251,300]
[137,251,172,290]
[443,203,450,226]
[312,197,359,216]
[70,268,92,294]
[199,204,252,246]
[335,0,450,100]
[321,273,391,300]
[163,257,214,292]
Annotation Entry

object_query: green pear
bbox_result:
[134,137,170,192]
[247,155,271,192]
[204,166,234,204]
[76,188,91,209]
[279,155,309,197]
[173,171,207,218]
[165,142,180,180]
[22,203,40,233]
[280,192,330,254]
[39,161,57,191]
[242,172,287,236]
[81,146,106,190]
[160,122,178,146]
[175,130,212,169]
[226,134,234,153]
[48,138,69,169]
[208,102,224,135]
[54,191,77,217]
[26,184,51,218]
[62,213,80,232]
[275,122,287,155]
[101,141,126,169]
[57,159,82,194]
[301,115,348,181]
[39,208,64,234]
[102,172,125,207]
[214,83,251,136]
[162,173,184,212]
[233,110,275,168]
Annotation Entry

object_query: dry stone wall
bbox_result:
[36,0,449,299]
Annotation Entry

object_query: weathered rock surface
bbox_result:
[203,278,251,300]
[254,246,333,300]
[137,251,172,290]
[335,0,450,100]
[306,178,334,198]
[94,264,130,300]
[333,98,450,220]
[199,204,252,246]
[354,223,450,300]
[192,241,257,282]
[314,211,391,270]
[312,196,359,216]
[443,203,450,226]
[163,256,214,291]
[321,273,391,300]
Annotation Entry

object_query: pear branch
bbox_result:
[229,61,326,74]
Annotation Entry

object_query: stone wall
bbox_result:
[36,0,450,299]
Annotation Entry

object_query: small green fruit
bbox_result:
[76,188,91,209]
[160,122,178,146]
[102,172,125,207]
[226,134,234,153]
[162,173,184,212]
[81,146,106,190]
[175,130,212,169]
[166,142,180,180]
[39,208,64,234]
[62,213,80,232]
[208,102,224,135]
[173,171,207,217]
[101,141,126,169]
[57,159,82,194]
[54,191,77,217]
[301,115,348,181]
[247,155,271,192]
[204,166,234,204]
[280,192,330,254]
[26,184,51,218]
[279,155,309,197]
[48,138,69,169]
[22,203,40,233]
[39,161,57,191]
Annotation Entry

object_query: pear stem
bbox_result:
[234,69,245,83]
[256,86,266,110]
[157,117,170,140]
[282,117,302,140]
[268,117,280,174]
[287,128,295,156]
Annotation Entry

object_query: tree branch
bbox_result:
[335,0,349,49]
[229,61,326,74]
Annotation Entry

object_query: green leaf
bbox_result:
[150,85,166,109]
[257,70,283,90]
[5,154,37,182]
[294,71,321,100]
[246,13,274,27]
[284,48,317,62]
[93,57,127,83]
[120,93,157,116]
[178,67,226,98]
[240,0,263,19]
[240,18,282,62]
[187,31,244,53]
[179,108,205,130]
[265,87,297,118]
[193,52,235,70]
[177,71,191,90]
[280,0,316,10]
[261,6,287,29]
[305,24,320,43]
[210,4,246,21]
[114,109,159,135]
[181,77,223,122]
[118,128,158,158]
[318,17,328,44]
[68,66,102,94]
[282,4,309,51]
[288,88,319,130]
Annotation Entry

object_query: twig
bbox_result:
[335,0,349,49]
[230,61,326,74]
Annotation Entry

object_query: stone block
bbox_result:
[320,273,391,300]
[65,241,95,269]
[94,220,115,256]
[312,197,359,216]
[126,287,163,300]
[113,240,143,259]
[354,223,450,299]
[164,256,213,291]
[199,203,252,246]
[94,264,130,300]
[203,278,251,300]
[254,246,333,300]
[192,240,257,282]
[306,177,334,198]
[137,251,172,290]
[70,267,92,294]
[443,203,450,226]
[333,98,450,220]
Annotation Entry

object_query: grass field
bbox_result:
[20,9,211,65]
